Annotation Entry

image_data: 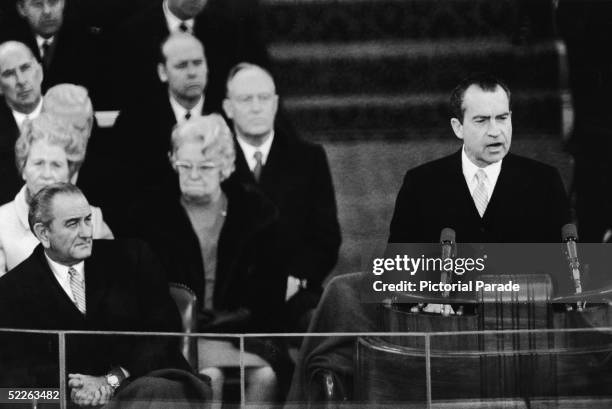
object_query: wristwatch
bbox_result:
[105,373,121,390]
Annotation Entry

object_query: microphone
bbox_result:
[562,223,585,310]
[439,228,456,316]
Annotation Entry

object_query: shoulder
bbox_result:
[225,180,278,227]
[503,153,562,180]
[402,152,458,182]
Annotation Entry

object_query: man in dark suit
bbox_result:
[105,32,209,226]
[389,74,571,244]
[0,40,43,205]
[107,0,270,112]
[0,183,209,406]
[0,0,101,104]
[224,63,341,332]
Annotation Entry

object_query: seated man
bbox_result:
[0,183,210,406]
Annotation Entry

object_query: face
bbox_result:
[36,192,93,266]
[0,45,43,113]
[22,139,70,196]
[173,140,222,204]
[167,0,208,20]
[223,67,278,142]
[158,37,208,105]
[18,0,65,38]
[451,85,512,167]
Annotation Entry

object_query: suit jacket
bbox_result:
[107,0,271,112]
[0,100,23,206]
[105,92,210,227]
[0,239,191,388]
[389,150,572,244]
[122,179,286,332]
[0,17,102,104]
[229,129,341,288]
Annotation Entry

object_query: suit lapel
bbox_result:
[483,154,524,222]
[233,137,257,184]
[259,134,289,192]
[30,246,86,325]
[83,251,111,318]
[445,150,483,223]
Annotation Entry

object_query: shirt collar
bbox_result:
[11,98,43,129]
[44,251,85,284]
[168,94,204,123]
[36,35,54,51]
[163,0,195,33]
[237,131,275,170]
[461,146,502,190]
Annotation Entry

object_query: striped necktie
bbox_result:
[473,169,489,218]
[68,267,86,314]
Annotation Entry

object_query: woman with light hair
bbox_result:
[0,113,113,275]
[124,114,290,407]
[42,83,94,141]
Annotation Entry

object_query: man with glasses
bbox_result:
[224,63,341,333]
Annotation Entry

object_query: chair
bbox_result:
[168,282,198,368]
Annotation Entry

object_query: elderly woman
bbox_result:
[0,113,113,274]
[123,114,289,406]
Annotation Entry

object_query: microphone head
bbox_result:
[562,223,578,242]
[440,227,456,244]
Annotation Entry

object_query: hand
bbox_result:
[68,373,114,407]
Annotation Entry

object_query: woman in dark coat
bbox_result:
[124,114,290,406]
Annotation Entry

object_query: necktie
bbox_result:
[41,40,51,67]
[185,110,191,121]
[253,151,263,182]
[472,169,489,218]
[179,22,189,32]
[68,267,86,314]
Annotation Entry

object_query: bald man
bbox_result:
[0,40,43,204]
[224,63,341,332]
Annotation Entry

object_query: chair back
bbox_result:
[169,282,198,368]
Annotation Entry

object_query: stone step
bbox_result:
[261,0,528,43]
[271,40,563,97]
[284,91,561,140]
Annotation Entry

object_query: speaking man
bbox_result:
[389,74,571,244]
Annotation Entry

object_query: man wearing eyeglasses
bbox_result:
[224,63,341,333]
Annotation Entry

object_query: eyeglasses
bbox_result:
[174,160,218,175]
[232,93,276,105]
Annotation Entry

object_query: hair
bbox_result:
[449,74,511,123]
[170,113,235,180]
[15,112,87,177]
[225,62,276,97]
[158,32,205,65]
[43,83,94,141]
[28,182,83,233]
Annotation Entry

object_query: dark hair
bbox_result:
[450,74,511,123]
[28,182,83,233]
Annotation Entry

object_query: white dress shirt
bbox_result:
[236,131,275,172]
[44,253,85,302]
[163,0,195,33]
[169,94,204,124]
[11,98,43,129]
[35,35,54,59]
[461,146,502,197]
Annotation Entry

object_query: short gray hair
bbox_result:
[28,182,83,233]
[15,113,87,178]
[170,114,235,180]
